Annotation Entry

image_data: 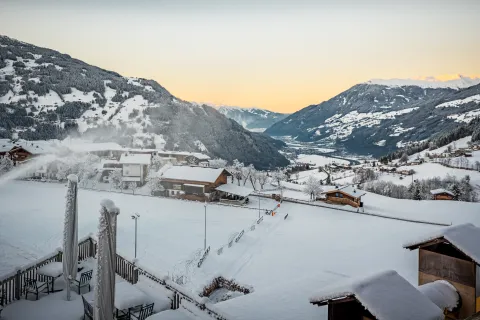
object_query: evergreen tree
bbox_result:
[412,182,422,200]
[449,183,461,201]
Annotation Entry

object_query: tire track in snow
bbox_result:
[226,211,286,280]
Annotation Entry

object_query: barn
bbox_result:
[430,189,455,200]
[160,166,231,202]
[321,185,365,208]
[404,223,480,319]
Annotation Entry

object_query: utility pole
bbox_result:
[204,202,207,251]
[131,213,140,259]
[258,196,261,218]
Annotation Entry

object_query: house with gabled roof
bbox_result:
[321,185,366,208]
[309,270,445,320]
[404,223,480,319]
[160,166,230,201]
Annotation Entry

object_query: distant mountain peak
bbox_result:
[217,106,289,132]
[366,75,480,89]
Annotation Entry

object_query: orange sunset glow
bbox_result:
[1,0,479,113]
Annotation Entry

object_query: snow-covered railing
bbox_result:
[0,236,95,306]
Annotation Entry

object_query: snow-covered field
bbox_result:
[1,180,480,320]
[297,154,350,167]
[378,162,480,189]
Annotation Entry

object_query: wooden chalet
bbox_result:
[321,185,365,208]
[160,166,230,202]
[309,270,444,320]
[404,223,480,319]
[430,189,455,201]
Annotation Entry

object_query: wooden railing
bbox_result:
[0,236,228,320]
[0,237,94,306]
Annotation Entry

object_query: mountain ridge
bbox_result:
[217,106,289,132]
[0,35,288,169]
[265,81,480,156]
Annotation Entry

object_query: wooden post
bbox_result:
[14,270,21,300]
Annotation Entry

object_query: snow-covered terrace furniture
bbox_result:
[404,223,480,319]
[309,270,444,320]
[36,261,63,292]
[23,278,50,301]
[83,281,155,318]
[429,188,455,200]
[73,269,93,294]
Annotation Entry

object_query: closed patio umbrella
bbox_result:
[94,199,119,320]
[63,174,79,301]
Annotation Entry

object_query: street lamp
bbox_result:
[131,213,140,259]
[258,196,261,218]
[204,202,207,251]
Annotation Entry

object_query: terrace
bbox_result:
[0,236,230,320]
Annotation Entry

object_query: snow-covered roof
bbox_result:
[157,150,210,160]
[215,184,253,197]
[430,188,454,196]
[161,166,228,183]
[119,153,151,165]
[61,140,124,152]
[404,223,480,264]
[0,144,13,153]
[215,272,345,320]
[144,309,197,320]
[309,270,444,320]
[322,185,366,197]
[418,280,459,312]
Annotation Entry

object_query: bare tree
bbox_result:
[399,153,409,163]
[128,182,138,195]
[303,176,323,201]
[257,171,268,190]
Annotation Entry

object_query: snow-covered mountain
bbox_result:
[0,35,288,169]
[217,106,289,132]
[265,76,480,156]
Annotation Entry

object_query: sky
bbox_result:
[0,0,479,113]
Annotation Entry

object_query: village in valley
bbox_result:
[1,2,480,319]
[0,133,480,320]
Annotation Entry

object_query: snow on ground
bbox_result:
[448,109,480,123]
[378,162,480,189]
[365,76,480,89]
[1,180,480,320]
[435,94,480,108]
[407,136,472,160]
[62,88,99,103]
[0,181,260,277]
[297,154,349,167]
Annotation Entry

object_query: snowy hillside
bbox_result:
[217,106,288,132]
[266,76,480,156]
[1,180,479,320]
[0,35,288,169]
[366,75,480,89]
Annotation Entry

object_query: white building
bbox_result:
[118,153,151,185]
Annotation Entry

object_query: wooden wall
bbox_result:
[434,194,454,200]
[419,248,476,318]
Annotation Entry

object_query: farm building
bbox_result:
[215,183,253,205]
[404,223,480,319]
[118,153,151,185]
[160,166,231,201]
[321,185,365,208]
[430,189,455,200]
[309,270,444,320]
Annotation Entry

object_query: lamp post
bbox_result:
[131,213,140,259]
[258,196,261,218]
[204,202,207,251]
